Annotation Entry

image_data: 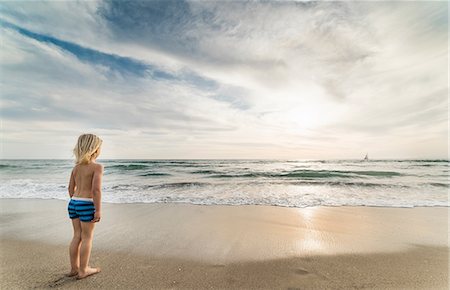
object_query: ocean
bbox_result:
[0,159,448,208]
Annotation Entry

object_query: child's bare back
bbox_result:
[71,162,103,199]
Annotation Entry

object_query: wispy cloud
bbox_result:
[1,19,152,78]
[0,1,447,159]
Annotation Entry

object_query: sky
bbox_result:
[0,0,448,160]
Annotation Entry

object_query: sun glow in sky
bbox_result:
[0,1,448,159]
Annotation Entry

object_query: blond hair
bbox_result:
[73,134,103,165]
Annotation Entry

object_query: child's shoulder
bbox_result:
[71,164,79,172]
[94,161,104,167]
[93,162,104,171]
[71,162,103,171]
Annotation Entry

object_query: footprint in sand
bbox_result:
[46,276,75,288]
[294,268,309,275]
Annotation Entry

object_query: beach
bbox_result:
[0,199,448,289]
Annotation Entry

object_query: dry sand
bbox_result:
[0,199,448,289]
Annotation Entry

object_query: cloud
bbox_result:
[1,19,152,78]
[0,0,447,159]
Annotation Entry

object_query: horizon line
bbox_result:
[0,158,448,161]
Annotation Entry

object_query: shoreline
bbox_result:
[1,198,448,289]
[1,197,449,209]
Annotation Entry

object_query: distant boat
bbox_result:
[363,153,369,161]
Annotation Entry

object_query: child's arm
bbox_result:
[91,164,104,222]
[68,168,76,198]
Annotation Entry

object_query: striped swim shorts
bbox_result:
[68,197,95,222]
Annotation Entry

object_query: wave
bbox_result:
[111,184,135,189]
[408,159,449,163]
[373,159,449,163]
[342,170,402,177]
[428,183,450,188]
[101,161,207,170]
[207,169,403,179]
[138,172,171,176]
[2,159,447,209]
[191,170,223,174]
[0,164,57,170]
[111,180,415,190]
[108,164,150,170]
[145,182,208,189]
[160,164,207,168]
[285,180,410,188]
[0,164,19,169]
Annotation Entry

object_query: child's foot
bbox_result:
[66,270,78,277]
[77,267,101,280]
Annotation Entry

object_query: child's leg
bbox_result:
[78,221,100,279]
[68,218,82,276]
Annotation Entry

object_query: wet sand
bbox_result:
[0,199,448,289]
